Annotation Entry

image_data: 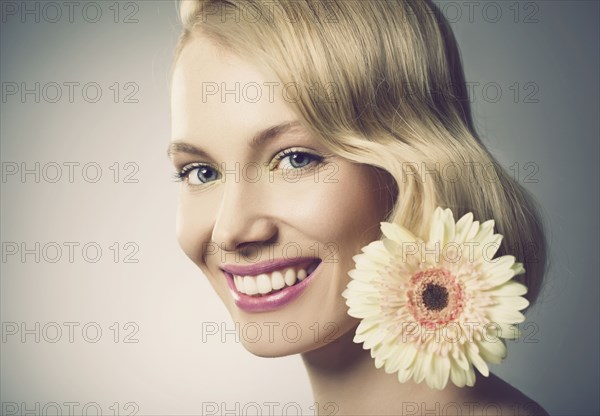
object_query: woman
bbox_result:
[168,0,549,414]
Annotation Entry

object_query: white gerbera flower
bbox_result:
[342,207,529,390]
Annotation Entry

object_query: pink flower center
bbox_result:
[407,268,464,329]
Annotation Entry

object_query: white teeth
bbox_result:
[284,268,296,286]
[256,274,272,294]
[232,263,318,296]
[243,276,258,295]
[234,276,244,292]
[271,271,285,290]
[297,269,307,281]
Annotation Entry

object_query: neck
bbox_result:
[300,326,469,415]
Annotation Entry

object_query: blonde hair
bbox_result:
[172,0,547,305]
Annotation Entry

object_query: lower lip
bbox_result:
[223,262,323,313]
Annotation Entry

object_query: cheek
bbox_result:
[271,172,383,238]
[175,189,219,265]
[287,165,389,249]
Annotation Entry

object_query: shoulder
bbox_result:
[460,372,550,416]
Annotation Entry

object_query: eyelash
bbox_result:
[173,149,325,185]
[272,148,324,170]
[172,163,216,183]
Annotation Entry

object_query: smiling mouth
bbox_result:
[224,259,321,297]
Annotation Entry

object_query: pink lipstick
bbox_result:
[220,257,323,313]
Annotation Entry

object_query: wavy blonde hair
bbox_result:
[172,0,547,305]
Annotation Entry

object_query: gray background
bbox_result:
[1,1,598,415]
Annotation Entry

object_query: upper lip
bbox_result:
[220,257,321,276]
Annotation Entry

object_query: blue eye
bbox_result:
[175,150,323,185]
[177,164,220,185]
[276,150,323,170]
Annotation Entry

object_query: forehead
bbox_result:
[170,35,297,143]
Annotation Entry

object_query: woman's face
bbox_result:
[170,35,394,356]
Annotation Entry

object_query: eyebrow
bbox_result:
[167,121,303,158]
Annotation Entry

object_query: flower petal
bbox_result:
[347,303,380,319]
[355,317,380,335]
[382,237,398,256]
[427,353,451,390]
[477,339,507,364]
[397,344,418,371]
[380,222,417,245]
[428,208,446,245]
[449,359,467,388]
[474,233,503,262]
[497,296,530,311]
[473,219,495,246]
[362,240,390,262]
[482,255,518,287]
[452,347,470,371]
[465,364,476,387]
[384,344,416,374]
[486,281,528,297]
[454,212,474,244]
[363,328,388,350]
[344,206,527,391]
[347,268,379,283]
[512,262,526,276]
[412,350,432,384]
[345,279,380,294]
[494,322,521,340]
[485,268,517,289]
[487,305,526,324]
[354,253,386,271]
[442,209,456,245]
[397,366,414,383]
[466,343,489,377]
[464,220,480,242]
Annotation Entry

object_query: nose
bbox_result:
[210,178,278,253]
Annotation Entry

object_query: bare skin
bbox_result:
[302,328,550,416]
[171,34,550,416]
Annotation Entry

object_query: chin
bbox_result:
[240,339,307,358]
[237,319,358,358]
